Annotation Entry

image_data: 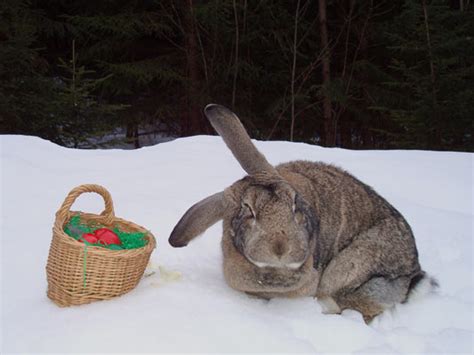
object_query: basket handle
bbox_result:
[56,184,115,225]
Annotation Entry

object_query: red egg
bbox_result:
[79,233,98,244]
[94,228,121,245]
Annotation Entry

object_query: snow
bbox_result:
[1,134,473,354]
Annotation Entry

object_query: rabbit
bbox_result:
[169,104,435,323]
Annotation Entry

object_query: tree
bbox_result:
[181,0,208,135]
[379,0,474,150]
[55,40,125,148]
[318,0,335,146]
[56,0,186,145]
[0,0,58,140]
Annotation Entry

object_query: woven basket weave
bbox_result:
[46,184,156,307]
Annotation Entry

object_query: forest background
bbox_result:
[1,0,472,151]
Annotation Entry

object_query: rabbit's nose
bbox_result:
[272,240,288,258]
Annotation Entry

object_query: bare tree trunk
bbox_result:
[183,0,202,135]
[361,124,371,149]
[341,0,355,78]
[126,122,140,148]
[336,0,355,148]
[340,111,352,148]
[290,0,301,142]
[421,0,441,146]
[318,0,335,146]
[232,0,239,108]
[243,0,248,36]
[196,22,209,86]
[422,0,437,106]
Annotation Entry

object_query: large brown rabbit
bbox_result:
[169,104,436,323]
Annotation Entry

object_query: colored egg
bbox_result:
[79,233,98,244]
[94,228,121,245]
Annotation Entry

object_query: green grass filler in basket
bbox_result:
[64,214,148,250]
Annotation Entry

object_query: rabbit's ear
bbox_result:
[204,104,278,177]
[169,192,225,247]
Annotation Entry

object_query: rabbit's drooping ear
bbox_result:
[169,192,225,247]
[204,104,278,177]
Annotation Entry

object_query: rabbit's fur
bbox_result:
[169,104,432,323]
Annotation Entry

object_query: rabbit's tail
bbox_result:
[406,271,439,302]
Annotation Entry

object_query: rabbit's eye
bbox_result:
[242,202,255,218]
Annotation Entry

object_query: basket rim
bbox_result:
[53,210,156,257]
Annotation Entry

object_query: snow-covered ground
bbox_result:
[1,134,473,354]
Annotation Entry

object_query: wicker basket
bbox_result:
[46,184,156,306]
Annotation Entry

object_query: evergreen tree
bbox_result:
[0,0,59,140]
[0,0,126,147]
[52,0,187,145]
[379,0,473,150]
[55,40,125,148]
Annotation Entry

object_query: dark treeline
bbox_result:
[1,0,473,150]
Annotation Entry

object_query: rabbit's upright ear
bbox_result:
[204,104,278,177]
[169,192,225,247]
